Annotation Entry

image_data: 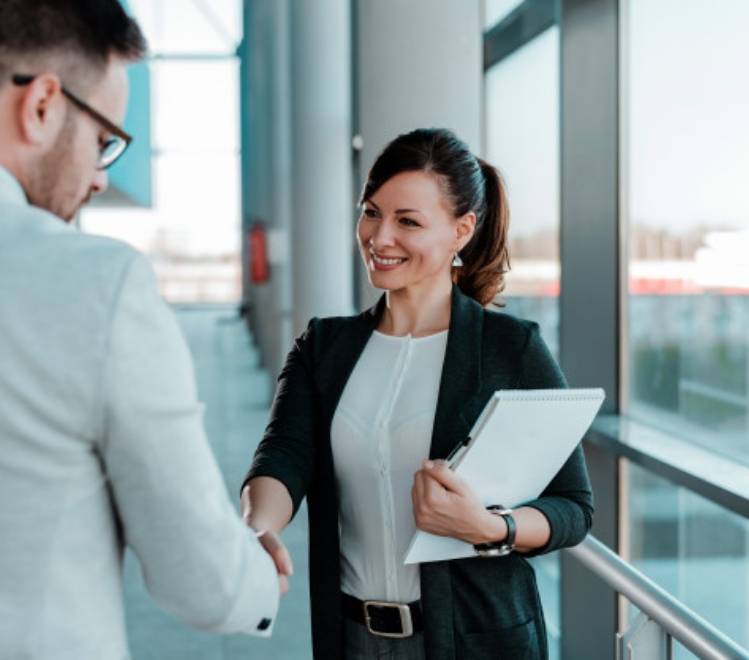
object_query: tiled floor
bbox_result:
[123,306,312,660]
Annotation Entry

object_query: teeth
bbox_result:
[372,253,406,266]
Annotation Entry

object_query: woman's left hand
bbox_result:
[411,460,504,546]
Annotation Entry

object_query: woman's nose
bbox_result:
[370,218,396,248]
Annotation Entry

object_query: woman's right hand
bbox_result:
[241,483,294,595]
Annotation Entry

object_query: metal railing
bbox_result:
[567,536,749,660]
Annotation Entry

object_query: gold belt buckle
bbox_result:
[363,600,414,638]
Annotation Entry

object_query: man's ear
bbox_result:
[455,211,477,251]
[17,74,67,146]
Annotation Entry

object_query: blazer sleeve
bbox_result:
[99,254,279,635]
[515,323,594,556]
[243,318,319,518]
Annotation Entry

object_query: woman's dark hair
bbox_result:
[0,0,147,86]
[359,128,510,306]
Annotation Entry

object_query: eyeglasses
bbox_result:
[12,73,133,170]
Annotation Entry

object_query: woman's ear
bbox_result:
[455,212,477,250]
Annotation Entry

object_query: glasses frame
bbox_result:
[12,73,133,170]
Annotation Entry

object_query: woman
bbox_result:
[241,128,593,660]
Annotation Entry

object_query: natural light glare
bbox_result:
[80,1,243,303]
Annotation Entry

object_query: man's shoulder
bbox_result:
[58,222,141,271]
[5,201,140,268]
[2,202,153,312]
[42,210,145,283]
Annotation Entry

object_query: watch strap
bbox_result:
[473,505,516,557]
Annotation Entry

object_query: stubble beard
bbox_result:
[29,112,84,222]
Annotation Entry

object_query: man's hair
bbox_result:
[0,0,147,88]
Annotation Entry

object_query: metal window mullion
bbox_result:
[558,0,621,658]
[483,0,559,69]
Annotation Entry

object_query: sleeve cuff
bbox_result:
[518,499,562,557]
[218,528,280,636]
[245,463,306,518]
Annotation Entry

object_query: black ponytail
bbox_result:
[455,158,511,306]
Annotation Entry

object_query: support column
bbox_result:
[240,0,294,382]
[290,0,354,333]
[354,0,482,308]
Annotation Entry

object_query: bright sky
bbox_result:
[628,0,749,231]
[485,0,749,238]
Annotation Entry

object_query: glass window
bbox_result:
[484,25,561,659]
[485,25,560,357]
[484,0,525,29]
[81,4,243,303]
[127,0,241,55]
[626,461,749,656]
[624,0,749,465]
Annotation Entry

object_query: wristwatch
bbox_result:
[473,505,516,557]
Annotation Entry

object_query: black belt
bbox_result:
[341,592,423,638]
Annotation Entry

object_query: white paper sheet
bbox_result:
[404,388,605,564]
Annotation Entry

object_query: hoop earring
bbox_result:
[452,253,464,268]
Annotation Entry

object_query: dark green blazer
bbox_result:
[246,286,594,660]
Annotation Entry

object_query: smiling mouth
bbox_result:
[370,251,409,267]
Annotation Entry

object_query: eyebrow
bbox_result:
[365,200,424,215]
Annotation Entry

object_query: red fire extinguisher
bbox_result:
[249,221,270,284]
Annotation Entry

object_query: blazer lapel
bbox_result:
[314,297,384,426]
[314,286,489,461]
[429,286,485,460]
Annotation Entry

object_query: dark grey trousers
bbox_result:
[343,618,426,660]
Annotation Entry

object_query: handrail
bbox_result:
[567,535,749,660]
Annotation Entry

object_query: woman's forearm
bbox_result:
[481,505,551,552]
[514,506,551,552]
[243,476,294,534]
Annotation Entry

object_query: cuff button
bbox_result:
[257,617,272,631]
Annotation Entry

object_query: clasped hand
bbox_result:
[240,484,293,595]
[411,459,505,546]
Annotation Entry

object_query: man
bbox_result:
[0,2,291,658]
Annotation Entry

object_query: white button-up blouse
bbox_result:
[331,329,449,603]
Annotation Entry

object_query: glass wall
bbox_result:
[484,19,562,659]
[486,0,749,654]
[626,461,749,657]
[81,0,244,303]
[624,0,749,466]
[623,2,749,654]
[484,0,525,28]
[485,24,560,355]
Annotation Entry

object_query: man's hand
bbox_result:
[411,459,505,546]
[241,484,293,595]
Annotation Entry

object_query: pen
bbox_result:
[445,436,471,465]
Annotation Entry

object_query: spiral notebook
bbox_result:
[403,388,605,565]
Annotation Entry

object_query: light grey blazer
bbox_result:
[0,167,278,659]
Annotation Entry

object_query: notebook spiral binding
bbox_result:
[497,388,605,402]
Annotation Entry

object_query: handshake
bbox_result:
[241,484,294,596]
